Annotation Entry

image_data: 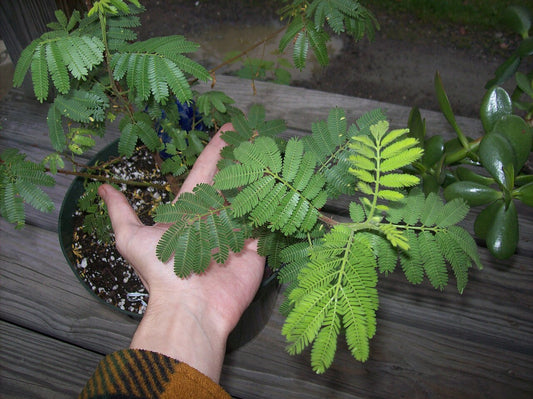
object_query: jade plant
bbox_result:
[407,5,533,260]
[0,0,531,373]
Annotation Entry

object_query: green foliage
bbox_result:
[0,149,55,228]
[229,55,293,85]
[283,228,378,372]
[279,0,378,69]
[349,119,423,211]
[5,0,495,374]
[154,184,248,277]
[77,181,114,243]
[434,35,533,259]
[110,35,210,104]
[387,189,481,293]
[154,106,481,372]
[214,135,327,235]
[47,87,109,152]
[196,91,243,128]
[13,10,105,102]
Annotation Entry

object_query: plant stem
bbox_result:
[98,9,135,120]
[189,25,288,85]
[47,167,170,190]
[444,137,482,165]
[318,213,339,226]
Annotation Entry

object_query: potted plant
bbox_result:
[0,0,531,374]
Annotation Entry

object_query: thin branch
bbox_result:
[47,167,170,190]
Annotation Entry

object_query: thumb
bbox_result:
[98,183,143,239]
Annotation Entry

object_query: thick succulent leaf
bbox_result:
[480,86,513,133]
[503,5,533,37]
[444,181,502,207]
[455,167,495,186]
[407,106,426,142]
[479,132,516,189]
[435,72,463,139]
[484,200,519,259]
[473,200,501,240]
[491,115,532,172]
[421,135,444,168]
[514,182,533,206]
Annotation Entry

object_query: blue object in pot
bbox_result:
[156,99,206,159]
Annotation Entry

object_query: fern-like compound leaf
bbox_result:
[13,40,39,88]
[283,226,378,372]
[12,161,55,187]
[54,89,108,124]
[302,107,359,197]
[31,45,49,102]
[216,135,327,235]
[384,189,482,291]
[435,230,471,293]
[111,36,209,104]
[399,230,425,285]
[445,225,483,270]
[231,176,276,218]
[279,18,305,54]
[155,184,248,277]
[236,137,282,174]
[0,181,25,227]
[45,41,70,94]
[0,150,56,227]
[419,191,443,226]
[47,105,66,152]
[306,22,330,67]
[293,31,310,70]
[433,198,470,227]
[311,309,340,373]
[419,231,449,290]
[118,117,139,157]
[283,138,304,183]
[14,180,54,213]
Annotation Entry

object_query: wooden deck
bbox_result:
[1,75,532,398]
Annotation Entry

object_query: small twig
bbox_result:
[319,213,339,227]
[47,167,170,190]
[188,25,287,86]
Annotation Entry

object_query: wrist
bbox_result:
[130,293,228,383]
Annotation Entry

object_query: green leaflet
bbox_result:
[348,119,423,215]
[154,184,247,277]
[304,108,386,197]
[283,227,378,373]
[13,20,106,102]
[111,36,210,104]
[214,136,326,235]
[117,112,160,157]
[385,189,481,291]
[0,150,55,227]
[279,0,377,69]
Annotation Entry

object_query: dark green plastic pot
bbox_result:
[58,140,280,352]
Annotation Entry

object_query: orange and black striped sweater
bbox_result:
[79,349,231,398]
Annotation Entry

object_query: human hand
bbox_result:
[98,123,265,382]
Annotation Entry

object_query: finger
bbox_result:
[177,123,233,195]
[98,183,143,239]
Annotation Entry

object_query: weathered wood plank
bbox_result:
[0,321,102,399]
[221,296,533,399]
[0,220,137,353]
[194,75,484,139]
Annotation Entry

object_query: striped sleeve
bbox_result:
[79,349,231,399]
